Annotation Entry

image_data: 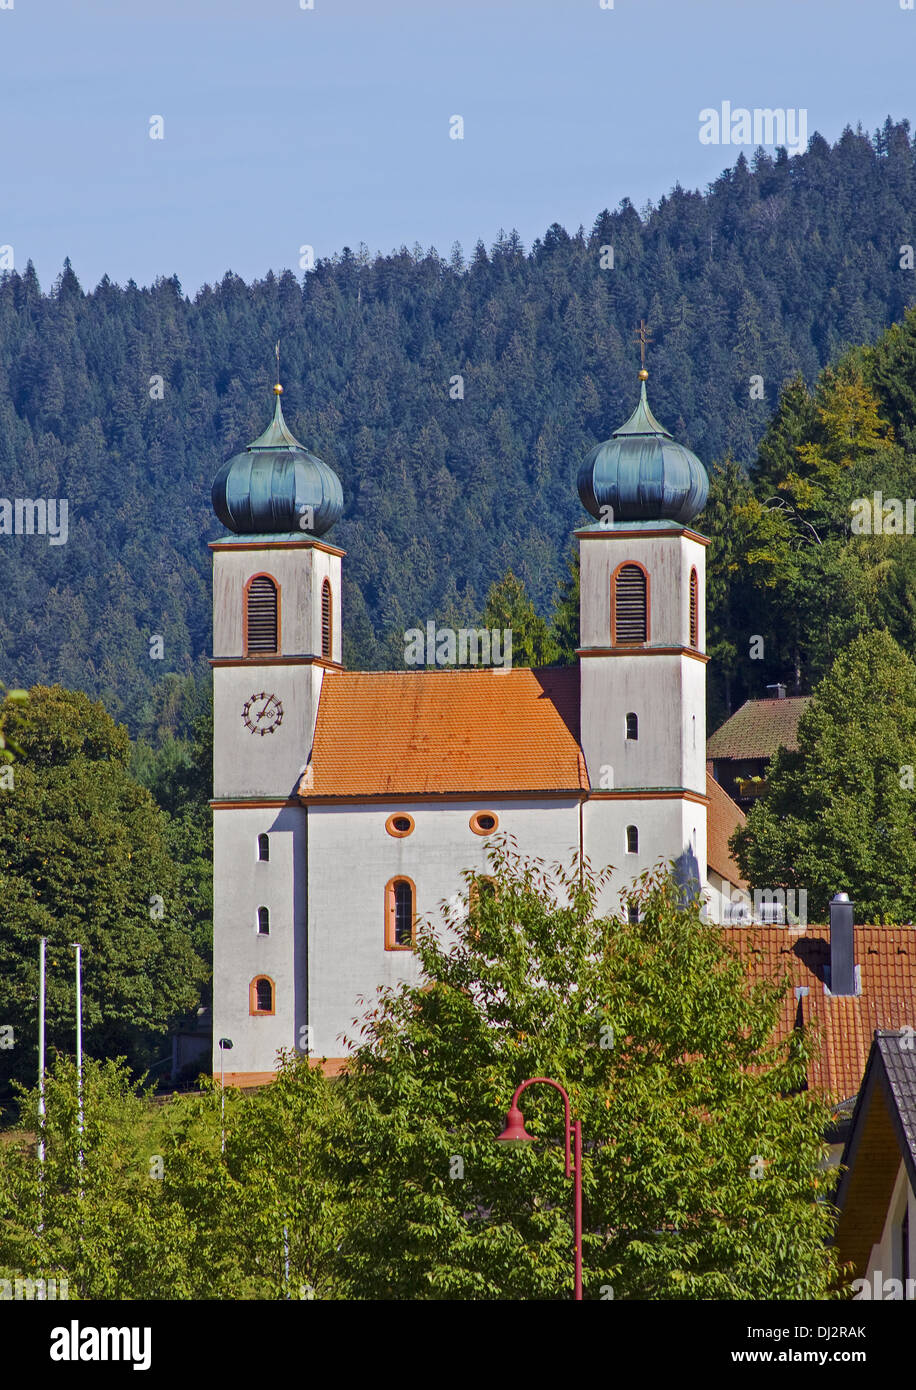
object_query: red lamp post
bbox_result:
[496,1077,583,1300]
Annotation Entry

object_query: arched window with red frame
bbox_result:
[244,574,279,655]
[613,564,648,644]
[689,568,699,649]
[321,578,333,660]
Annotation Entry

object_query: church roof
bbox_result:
[300,667,587,798]
[707,695,811,761]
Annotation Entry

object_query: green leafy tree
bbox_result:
[0,1053,347,1300]
[330,844,841,1299]
[732,629,916,922]
[480,571,558,667]
[0,686,207,1096]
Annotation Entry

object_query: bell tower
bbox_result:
[576,357,710,907]
[210,380,344,1084]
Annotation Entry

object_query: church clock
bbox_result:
[241,692,284,736]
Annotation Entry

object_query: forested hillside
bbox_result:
[2,120,916,729]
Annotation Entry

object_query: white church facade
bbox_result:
[209,371,741,1085]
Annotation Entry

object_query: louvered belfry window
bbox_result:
[321,579,332,660]
[246,575,278,654]
[614,565,647,643]
[689,569,699,649]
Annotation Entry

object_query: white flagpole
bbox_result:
[37,937,46,1231]
[72,944,83,1177]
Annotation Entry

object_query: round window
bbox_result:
[385,812,415,838]
[470,811,499,835]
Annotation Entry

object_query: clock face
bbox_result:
[242,692,284,736]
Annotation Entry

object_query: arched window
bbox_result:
[613,564,647,644]
[245,574,279,655]
[689,568,699,649]
[257,833,270,861]
[321,579,332,660]
[249,976,275,1015]
[625,713,638,741]
[626,825,639,854]
[385,877,415,949]
[257,906,270,935]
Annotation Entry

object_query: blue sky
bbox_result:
[1,0,914,293]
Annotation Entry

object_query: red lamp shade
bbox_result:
[496,1104,537,1145]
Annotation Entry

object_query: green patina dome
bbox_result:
[211,387,344,537]
[577,375,709,525]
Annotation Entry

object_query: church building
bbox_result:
[209,370,742,1085]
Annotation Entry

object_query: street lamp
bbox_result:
[496,1076,583,1300]
[218,1037,233,1153]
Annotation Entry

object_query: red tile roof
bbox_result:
[728,926,916,1099]
[300,667,588,798]
[706,773,746,886]
[707,696,811,761]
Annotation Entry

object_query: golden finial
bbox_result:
[273,383,283,395]
[274,339,283,394]
[634,319,653,377]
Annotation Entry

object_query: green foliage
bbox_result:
[732,630,916,922]
[480,571,558,667]
[706,304,916,715]
[0,685,208,1097]
[0,1053,346,1299]
[331,843,841,1299]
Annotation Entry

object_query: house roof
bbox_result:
[707,696,811,761]
[300,667,588,799]
[727,927,916,1100]
[833,1032,916,1277]
[706,773,746,887]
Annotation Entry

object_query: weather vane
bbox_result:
[634,320,653,378]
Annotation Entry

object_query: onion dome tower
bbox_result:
[211,384,343,537]
[577,369,708,525]
[575,347,709,913]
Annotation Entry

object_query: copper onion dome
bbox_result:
[211,384,344,536]
[577,374,708,525]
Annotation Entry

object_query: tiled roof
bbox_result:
[834,1032,916,1276]
[876,1030,916,1173]
[707,696,811,761]
[726,927,916,1100]
[301,667,588,798]
[706,773,746,886]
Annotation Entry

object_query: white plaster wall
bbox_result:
[585,796,707,920]
[580,653,706,793]
[213,663,323,798]
[213,544,342,661]
[306,799,581,1058]
[579,530,706,650]
[212,805,307,1077]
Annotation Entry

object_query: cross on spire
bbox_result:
[634,319,653,370]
